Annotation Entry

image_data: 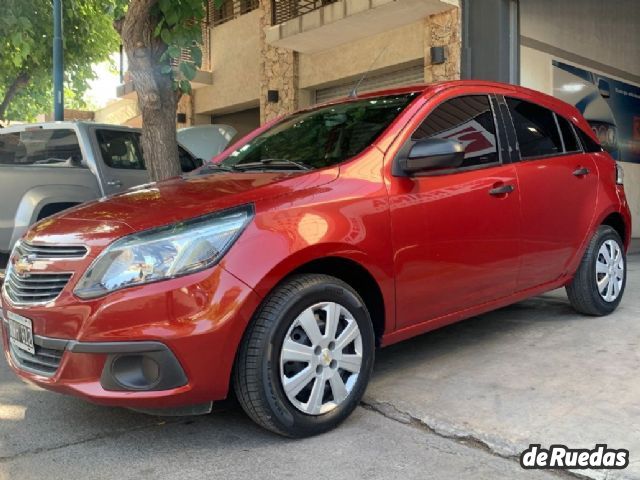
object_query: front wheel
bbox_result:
[566,225,626,316]
[233,274,375,437]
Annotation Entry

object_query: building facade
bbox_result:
[114,0,639,235]
[115,0,462,136]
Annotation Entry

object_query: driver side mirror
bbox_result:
[397,138,465,175]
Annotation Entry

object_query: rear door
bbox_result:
[501,96,598,290]
[388,91,522,329]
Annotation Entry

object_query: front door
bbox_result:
[388,93,522,329]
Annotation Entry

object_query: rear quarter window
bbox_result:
[0,129,83,167]
[576,127,603,153]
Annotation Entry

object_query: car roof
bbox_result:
[329,80,578,114]
[0,121,139,134]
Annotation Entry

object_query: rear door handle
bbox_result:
[573,167,590,177]
[106,179,123,188]
[489,184,515,196]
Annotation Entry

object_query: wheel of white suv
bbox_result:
[566,225,626,316]
[233,274,375,437]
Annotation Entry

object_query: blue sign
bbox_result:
[553,60,640,164]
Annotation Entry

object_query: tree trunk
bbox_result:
[0,71,30,122]
[115,0,182,182]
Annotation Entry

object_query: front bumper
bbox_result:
[0,264,262,410]
[3,325,187,391]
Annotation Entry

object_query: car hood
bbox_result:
[26,169,338,247]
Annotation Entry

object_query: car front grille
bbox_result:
[3,272,73,304]
[9,340,64,377]
[16,241,87,259]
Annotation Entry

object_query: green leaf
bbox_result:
[167,45,182,59]
[160,28,172,44]
[164,9,179,26]
[158,0,171,13]
[190,47,203,68]
[10,32,22,46]
[179,79,192,94]
[153,18,165,38]
[160,64,173,74]
[179,61,197,80]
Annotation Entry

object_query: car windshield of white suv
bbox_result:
[214,93,419,172]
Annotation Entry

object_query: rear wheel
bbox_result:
[566,225,626,316]
[233,274,375,437]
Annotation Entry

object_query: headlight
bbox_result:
[74,205,254,299]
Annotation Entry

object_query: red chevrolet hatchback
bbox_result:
[1,81,631,437]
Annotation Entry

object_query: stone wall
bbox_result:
[424,7,461,83]
[177,94,193,127]
[259,0,299,124]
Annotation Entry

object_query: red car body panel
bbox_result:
[1,80,631,409]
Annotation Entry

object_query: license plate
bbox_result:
[7,311,35,355]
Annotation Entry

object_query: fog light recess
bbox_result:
[97,343,188,392]
[111,354,161,390]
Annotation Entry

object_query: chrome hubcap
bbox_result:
[596,239,624,302]
[279,302,362,415]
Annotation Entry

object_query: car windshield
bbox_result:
[217,93,418,171]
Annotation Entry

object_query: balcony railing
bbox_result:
[209,0,259,26]
[271,0,339,25]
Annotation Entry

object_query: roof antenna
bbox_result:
[348,44,390,99]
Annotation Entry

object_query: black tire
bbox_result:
[233,274,375,437]
[566,225,626,316]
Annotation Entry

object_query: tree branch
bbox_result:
[0,70,30,121]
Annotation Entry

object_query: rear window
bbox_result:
[506,98,563,159]
[0,129,83,167]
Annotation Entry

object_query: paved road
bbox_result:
[366,255,640,480]
[1,258,638,479]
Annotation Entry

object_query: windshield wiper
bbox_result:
[233,158,310,171]
[196,163,238,174]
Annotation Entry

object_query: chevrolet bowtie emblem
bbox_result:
[13,254,36,277]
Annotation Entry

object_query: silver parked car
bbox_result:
[0,122,234,258]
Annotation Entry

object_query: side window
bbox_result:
[412,95,499,168]
[506,97,563,159]
[576,127,603,153]
[96,130,145,170]
[556,115,580,153]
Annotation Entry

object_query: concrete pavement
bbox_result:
[0,370,559,480]
[365,255,640,480]
[1,258,639,479]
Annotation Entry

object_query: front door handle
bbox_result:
[489,184,515,196]
[573,167,590,177]
[106,179,123,188]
